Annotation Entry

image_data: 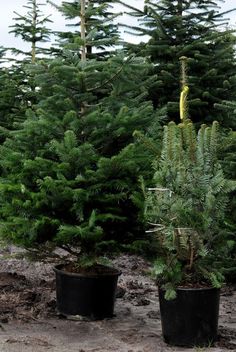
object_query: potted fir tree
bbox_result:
[144,58,236,347]
[0,0,156,321]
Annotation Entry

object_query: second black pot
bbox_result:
[54,264,121,320]
[158,287,220,347]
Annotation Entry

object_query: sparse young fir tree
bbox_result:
[9,0,52,63]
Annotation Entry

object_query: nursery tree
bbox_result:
[0,64,33,138]
[0,0,53,137]
[145,120,235,296]
[0,61,32,140]
[215,100,236,224]
[9,0,52,63]
[0,63,39,142]
[214,100,236,280]
[0,1,162,258]
[48,0,120,59]
[0,57,160,256]
[118,0,236,128]
[144,59,236,297]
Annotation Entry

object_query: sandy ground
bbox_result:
[0,250,235,352]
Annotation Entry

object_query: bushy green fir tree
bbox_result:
[118,0,236,128]
[0,1,162,260]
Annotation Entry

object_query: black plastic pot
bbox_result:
[158,287,220,347]
[54,264,121,319]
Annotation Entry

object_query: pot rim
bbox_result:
[54,263,122,278]
[159,286,220,292]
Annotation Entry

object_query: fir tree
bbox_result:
[118,0,236,128]
[0,56,159,254]
[214,100,236,279]
[0,0,54,137]
[0,65,33,139]
[0,2,162,257]
[145,119,236,297]
[9,0,52,63]
[48,0,120,59]
[144,60,236,290]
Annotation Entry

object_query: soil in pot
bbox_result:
[54,263,121,319]
[158,287,220,347]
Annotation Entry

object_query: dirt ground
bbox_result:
[0,248,235,352]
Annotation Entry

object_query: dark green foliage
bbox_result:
[1,0,235,274]
[0,0,54,141]
[0,64,38,141]
[219,128,236,281]
[119,0,236,128]
[220,129,236,226]
[214,101,236,281]
[144,120,236,299]
[0,49,162,264]
[0,0,163,264]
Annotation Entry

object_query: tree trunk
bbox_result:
[80,0,87,62]
[31,0,37,63]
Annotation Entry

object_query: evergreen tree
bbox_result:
[118,0,236,128]
[48,0,120,59]
[0,65,32,139]
[214,100,236,280]
[145,119,236,297]
[0,55,159,253]
[9,0,52,63]
[215,100,236,219]
[0,0,54,138]
[0,2,162,256]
